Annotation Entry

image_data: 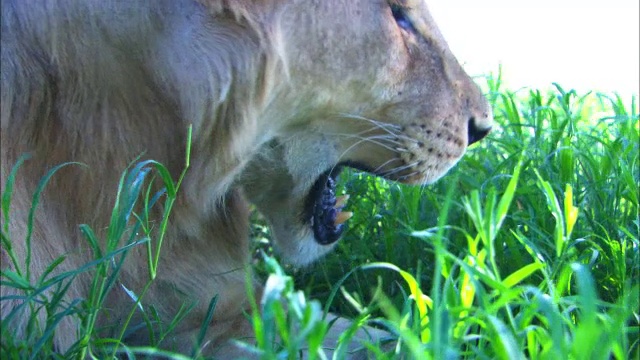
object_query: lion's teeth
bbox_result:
[335,194,350,208]
[334,211,353,225]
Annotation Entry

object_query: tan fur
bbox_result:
[1,0,492,357]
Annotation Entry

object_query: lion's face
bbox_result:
[242,0,492,265]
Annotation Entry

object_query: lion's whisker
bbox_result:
[372,157,404,174]
[328,123,402,139]
[337,113,403,135]
[326,136,387,175]
[382,161,420,177]
[330,127,420,145]
[322,131,418,149]
[325,133,404,154]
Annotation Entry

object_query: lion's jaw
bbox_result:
[241,133,345,265]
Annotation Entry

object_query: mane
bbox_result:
[1,0,285,207]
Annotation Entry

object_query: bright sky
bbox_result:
[429,0,639,96]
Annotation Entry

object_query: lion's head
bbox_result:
[240,0,492,265]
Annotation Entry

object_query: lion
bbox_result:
[0,0,492,358]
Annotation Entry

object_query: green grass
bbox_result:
[1,80,638,359]
[302,80,639,359]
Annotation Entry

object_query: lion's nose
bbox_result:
[467,117,491,145]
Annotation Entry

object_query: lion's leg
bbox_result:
[128,284,258,357]
[158,296,258,357]
[157,308,392,359]
[318,314,395,360]
[113,189,259,355]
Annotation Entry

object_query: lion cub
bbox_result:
[1,0,491,357]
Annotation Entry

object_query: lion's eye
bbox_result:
[391,4,414,32]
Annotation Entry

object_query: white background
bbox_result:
[429,0,639,96]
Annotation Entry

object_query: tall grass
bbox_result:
[1,130,194,359]
[293,80,639,359]
[1,83,638,359]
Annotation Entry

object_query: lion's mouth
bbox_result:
[304,166,353,245]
